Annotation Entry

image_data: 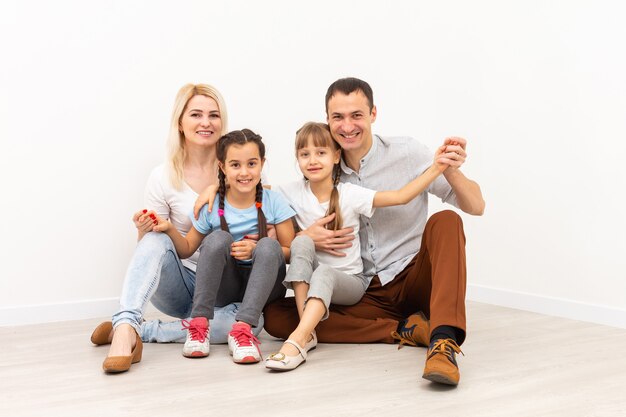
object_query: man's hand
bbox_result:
[437,136,467,171]
[301,213,355,257]
[437,136,485,215]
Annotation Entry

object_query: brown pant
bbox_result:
[263,210,467,345]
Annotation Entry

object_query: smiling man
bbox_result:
[264,77,485,386]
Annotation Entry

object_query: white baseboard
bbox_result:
[2,287,625,329]
[467,284,626,329]
[0,298,156,327]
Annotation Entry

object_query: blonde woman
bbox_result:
[90,83,262,373]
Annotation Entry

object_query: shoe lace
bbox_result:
[181,319,208,342]
[229,326,260,347]
[391,328,419,349]
[428,338,464,360]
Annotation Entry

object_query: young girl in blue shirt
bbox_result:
[153,129,295,364]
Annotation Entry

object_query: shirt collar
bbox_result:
[340,134,380,175]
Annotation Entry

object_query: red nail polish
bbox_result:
[153,220,157,224]
[142,209,147,214]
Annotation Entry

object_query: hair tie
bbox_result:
[255,202,262,209]
[218,209,225,216]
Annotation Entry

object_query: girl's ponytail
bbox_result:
[255,181,268,238]
[217,167,230,234]
[325,163,343,230]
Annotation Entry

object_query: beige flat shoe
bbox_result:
[265,339,306,371]
[305,331,318,352]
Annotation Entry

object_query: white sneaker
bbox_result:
[228,322,261,363]
[182,317,210,358]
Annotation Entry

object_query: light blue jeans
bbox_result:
[111,232,263,344]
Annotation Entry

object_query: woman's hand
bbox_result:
[230,240,256,261]
[193,184,219,219]
[133,209,156,234]
[133,209,170,239]
[134,209,171,233]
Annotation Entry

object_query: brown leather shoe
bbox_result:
[102,329,143,373]
[90,321,113,345]
[391,311,430,348]
[422,338,464,386]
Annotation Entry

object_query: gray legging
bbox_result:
[192,230,286,327]
[283,235,368,320]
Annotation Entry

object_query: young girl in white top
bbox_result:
[264,122,447,371]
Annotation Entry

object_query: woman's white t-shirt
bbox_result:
[144,164,201,271]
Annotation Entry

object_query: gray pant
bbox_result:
[284,235,368,320]
[192,230,286,327]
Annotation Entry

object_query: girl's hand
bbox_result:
[151,213,173,233]
[433,145,449,173]
[230,240,256,261]
[242,225,277,242]
[133,209,157,234]
[193,184,219,220]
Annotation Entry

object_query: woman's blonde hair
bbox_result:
[166,83,228,189]
[295,122,343,230]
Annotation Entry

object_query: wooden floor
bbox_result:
[1,301,625,417]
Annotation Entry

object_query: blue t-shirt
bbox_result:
[191,188,295,243]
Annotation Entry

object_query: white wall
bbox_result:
[1,1,625,327]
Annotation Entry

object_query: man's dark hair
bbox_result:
[325,77,374,114]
